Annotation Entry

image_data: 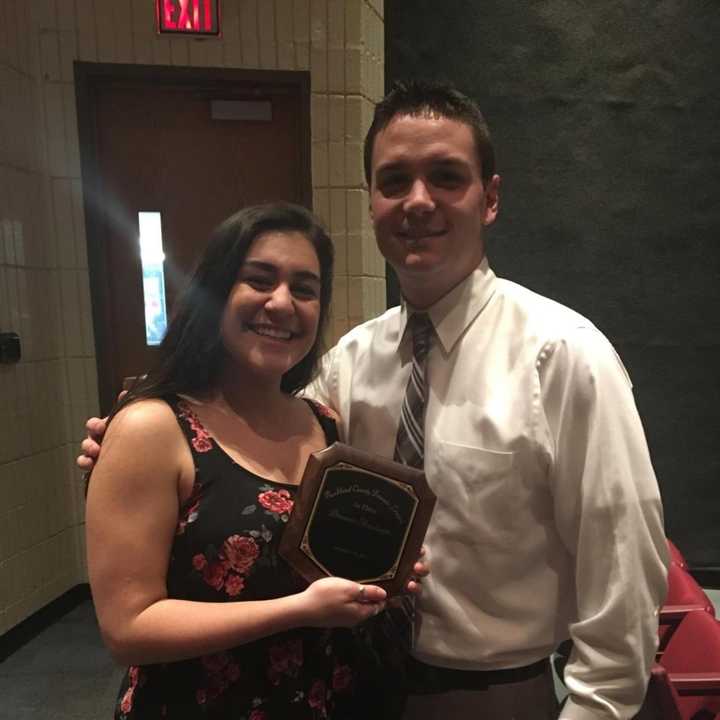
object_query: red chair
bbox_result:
[667,539,688,569]
[658,562,716,656]
[664,562,714,611]
[648,609,720,720]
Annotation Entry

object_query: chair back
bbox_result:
[657,609,720,720]
[667,539,688,569]
[664,562,715,613]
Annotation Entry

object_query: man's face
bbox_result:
[369,113,500,307]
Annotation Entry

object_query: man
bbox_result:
[81,81,668,719]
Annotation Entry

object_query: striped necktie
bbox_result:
[388,312,433,651]
[394,312,433,467]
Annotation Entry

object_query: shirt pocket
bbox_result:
[432,440,517,546]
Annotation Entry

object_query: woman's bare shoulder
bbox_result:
[108,398,177,430]
[89,398,192,500]
[101,398,184,455]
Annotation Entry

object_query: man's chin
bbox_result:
[397,252,438,272]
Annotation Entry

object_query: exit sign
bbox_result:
[157,0,220,36]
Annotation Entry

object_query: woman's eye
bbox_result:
[293,284,319,299]
[245,276,273,290]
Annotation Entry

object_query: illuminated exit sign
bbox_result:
[157,0,220,36]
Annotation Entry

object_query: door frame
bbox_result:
[74,62,312,414]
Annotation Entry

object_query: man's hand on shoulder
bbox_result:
[76,390,127,472]
[77,415,108,471]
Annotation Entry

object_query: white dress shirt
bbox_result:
[307,259,668,720]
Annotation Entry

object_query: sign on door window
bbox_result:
[138,212,168,346]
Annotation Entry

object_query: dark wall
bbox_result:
[386,0,720,578]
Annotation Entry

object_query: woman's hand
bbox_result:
[299,577,386,628]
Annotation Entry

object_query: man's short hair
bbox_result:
[363,79,496,186]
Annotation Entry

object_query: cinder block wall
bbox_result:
[0,0,386,635]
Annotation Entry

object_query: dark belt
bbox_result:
[406,655,550,694]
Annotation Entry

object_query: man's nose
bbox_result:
[404,178,435,214]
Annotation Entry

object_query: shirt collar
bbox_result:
[398,258,497,354]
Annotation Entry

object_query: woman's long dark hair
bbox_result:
[113,202,334,419]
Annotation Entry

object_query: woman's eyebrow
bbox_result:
[242,260,320,284]
[241,260,275,272]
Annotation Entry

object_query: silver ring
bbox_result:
[356,585,365,601]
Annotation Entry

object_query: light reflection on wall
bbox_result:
[138,212,167,347]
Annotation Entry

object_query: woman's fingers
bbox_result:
[354,583,386,604]
[352,583,386,617]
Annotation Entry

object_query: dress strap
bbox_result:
[164,395,216,458]
[303,399,340,445]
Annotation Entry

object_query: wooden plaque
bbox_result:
[279,442,436,596]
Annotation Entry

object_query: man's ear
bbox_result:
[483,174,501,226]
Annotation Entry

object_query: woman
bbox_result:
[86,203,417,719]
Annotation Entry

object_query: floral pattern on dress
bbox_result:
[331,664,353,692]
[307,679,327,716]
[310,402,337,421]
[195,652,243,705]
[113,396,362,720]
[117,666,143,718]
[177,402,213,452]
[192,533,260,597]
[176,479,202,536]
[258,488,294,520]
[267,635,304,686]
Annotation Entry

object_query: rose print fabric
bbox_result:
[113,396,364,719]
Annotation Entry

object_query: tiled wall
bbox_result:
[0,0,385,635]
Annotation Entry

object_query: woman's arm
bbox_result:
[86,399,386,666]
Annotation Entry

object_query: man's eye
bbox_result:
[431,170,464,188]
[378,175,409,195]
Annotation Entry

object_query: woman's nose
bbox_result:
[265,284,294,313]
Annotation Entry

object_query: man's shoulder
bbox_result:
[495,276,598,337]
[495,277,629,381]
[334,305,403,348]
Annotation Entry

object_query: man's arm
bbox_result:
[540,328,668,720]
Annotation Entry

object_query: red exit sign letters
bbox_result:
[157,0,220,36]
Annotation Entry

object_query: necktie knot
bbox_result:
[409,313,433,362]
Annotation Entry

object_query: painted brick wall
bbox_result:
[0,0,385,635]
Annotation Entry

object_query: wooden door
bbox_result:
[76,66,311,412]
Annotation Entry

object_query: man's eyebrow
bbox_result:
[242,260,320,283]
[375,157,468,174]
[375,161,407,174]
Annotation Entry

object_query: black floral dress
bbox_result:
[114,396,369,720]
